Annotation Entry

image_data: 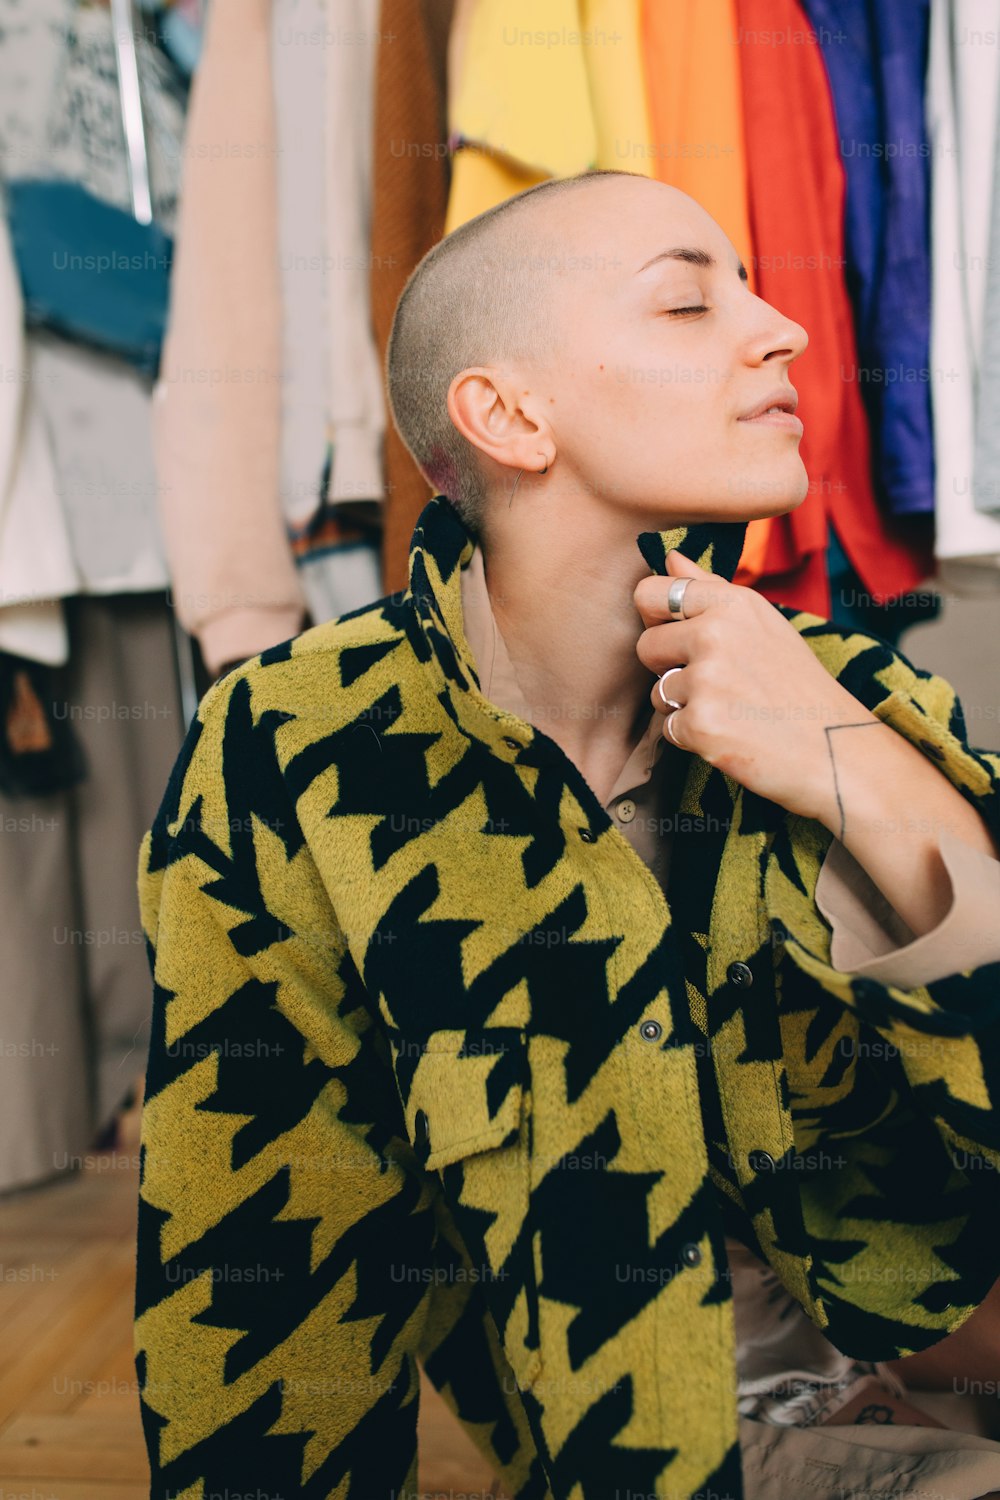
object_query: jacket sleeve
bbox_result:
[772,636,1000,1162]
[133,670,435,1497]
[762,636,1000,1358]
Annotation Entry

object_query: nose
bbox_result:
[745,295,809,368]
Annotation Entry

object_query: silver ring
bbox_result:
[667,577,693,619]
[666,708,684,747]
[657,667,683,711]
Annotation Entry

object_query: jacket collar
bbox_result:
[406,492,748,762]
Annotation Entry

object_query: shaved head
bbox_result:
[387,169,809,549]
[386,169,642,535]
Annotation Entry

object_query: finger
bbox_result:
[635,618,698,676]
[633,556,727,627]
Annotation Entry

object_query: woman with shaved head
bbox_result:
[135,170,1000,1499]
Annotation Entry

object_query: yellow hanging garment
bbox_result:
[445,0,654,233]
[581,0,657,176]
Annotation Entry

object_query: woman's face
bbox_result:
[524,176,811,528]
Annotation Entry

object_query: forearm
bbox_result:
[809,712,1000,941]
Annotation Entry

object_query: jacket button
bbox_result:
[413,1109,429,1146]
[681,1242,702,1268]
[616,798,636,823]
[502,736,521,751]
[748,1149,775,1173]
[639,1019,663,1041]
[579,828,596,843]
[727,961,753,988]
[917,738,945,761]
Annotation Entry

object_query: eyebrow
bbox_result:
[635,246,749,283]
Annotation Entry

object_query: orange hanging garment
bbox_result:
[639,0,755,289]
[641,0,777,578]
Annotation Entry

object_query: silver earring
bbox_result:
[508,457,549,509]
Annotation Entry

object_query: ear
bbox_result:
[447,368,554,477]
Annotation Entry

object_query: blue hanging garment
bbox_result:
[3,0,181,376]
[800,0,935,519]
[6,179,171,376]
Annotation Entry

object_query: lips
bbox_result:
[738,389,799,421]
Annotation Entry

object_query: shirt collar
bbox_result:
[406,492,748,767]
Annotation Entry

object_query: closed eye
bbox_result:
[660,305,709,317]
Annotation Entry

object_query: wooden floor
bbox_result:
[0,1103,503,1498]
[7,1122,1000,1500]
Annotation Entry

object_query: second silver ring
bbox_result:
[657,666,683,711]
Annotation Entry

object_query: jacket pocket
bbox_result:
[400,1025,527,1169]
[394,1026,543,1392]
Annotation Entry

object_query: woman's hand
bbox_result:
[635,547,1000,942]
[633,548,878,824]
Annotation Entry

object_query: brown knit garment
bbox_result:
[370,0,455,596]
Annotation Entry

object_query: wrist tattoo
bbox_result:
[824,721,883,843]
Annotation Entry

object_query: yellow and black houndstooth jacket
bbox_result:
[134,492,1000,1500]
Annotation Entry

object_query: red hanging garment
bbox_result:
[734,0,933,614]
